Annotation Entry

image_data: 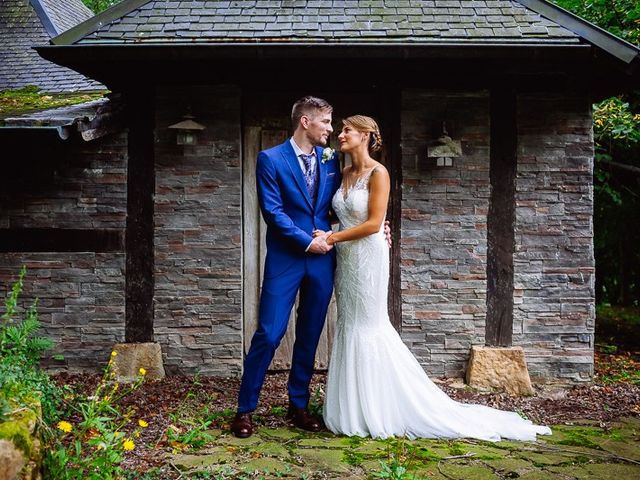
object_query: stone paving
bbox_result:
[168,417,640,479]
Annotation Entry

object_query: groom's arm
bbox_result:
[256,151,314,252]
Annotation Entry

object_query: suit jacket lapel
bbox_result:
[282,140,313,210]
[314,145,327,209]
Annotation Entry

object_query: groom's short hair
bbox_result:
[291,96,332,128]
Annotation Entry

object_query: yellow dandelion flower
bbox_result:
[138,368,147,376]
[123,439,135,451]
[111,351,118,357]
[57,421,73,433]
[138,419,149,428]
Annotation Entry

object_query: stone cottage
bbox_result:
[2,0,639,383]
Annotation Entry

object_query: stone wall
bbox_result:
[400,90,490,377]
[0,132,127,369]
[0,87,595,382]
[154,86,243,376]
[399,89,594,382]
[514,93,595,382]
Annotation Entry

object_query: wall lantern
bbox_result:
[427,122,462,167]
[168,113,205,145]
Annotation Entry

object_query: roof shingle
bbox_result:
[0,0,102,92]
[72,0,580,45]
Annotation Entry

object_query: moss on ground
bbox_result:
[161,418,640,478]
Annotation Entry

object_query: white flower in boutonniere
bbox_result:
[321,147,335,164]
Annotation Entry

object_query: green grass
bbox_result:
[597,304,640,326]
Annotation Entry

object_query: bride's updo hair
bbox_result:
[343,115,383,153]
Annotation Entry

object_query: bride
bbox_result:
[315,115,551,442]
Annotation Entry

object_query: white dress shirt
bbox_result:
[289,138,318,252]
[289,138,317,175]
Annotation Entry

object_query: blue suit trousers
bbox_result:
[237,253,334,413]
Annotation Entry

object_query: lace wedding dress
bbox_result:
[323,167,552,441]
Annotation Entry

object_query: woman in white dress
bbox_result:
[315,115,551,442]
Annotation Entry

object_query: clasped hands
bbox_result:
[308,221,392,255]
[308,229,333,254]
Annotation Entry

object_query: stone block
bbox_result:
[111,342,165,382]
[0,439,25,480]
[465,346,534,395]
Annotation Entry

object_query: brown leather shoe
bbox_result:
[230,412,253,438]
[287,406,324,432]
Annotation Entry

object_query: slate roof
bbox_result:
[0,0,103,92]
[40,0,96,33]
[60,0,581,45]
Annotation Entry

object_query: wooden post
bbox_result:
[486,88,517,347]
[125,88,155,343]
[382,88,403,331]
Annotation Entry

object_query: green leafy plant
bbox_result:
[166,419,215,451]
[0,267,58,422]
[308,385,324,418]
[43,353,147,479]
[270,405,287,417]
[372,454,416,480]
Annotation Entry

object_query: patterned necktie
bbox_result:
[300,153,318,200]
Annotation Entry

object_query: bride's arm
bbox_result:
[326,167,390,245]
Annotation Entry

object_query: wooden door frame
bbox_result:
[240,88,403,364]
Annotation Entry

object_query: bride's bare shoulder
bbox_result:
[370,163,389,179]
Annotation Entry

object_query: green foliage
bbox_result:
[597,304,640,326]
[0,267,59,422]
[43,356,147,480]
[162,377,219,452]
[554,1,640,307]
[553,0,640,44]
[342,448,365,466]
[594,98,640,147]
[81,0,122,14]
[372,454,415,480]
[270,405,287,417]
[307,385,324,418]
[166,419,215,451]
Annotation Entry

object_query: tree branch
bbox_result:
[599,160,640,176]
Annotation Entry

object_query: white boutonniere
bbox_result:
[321,147,335,164]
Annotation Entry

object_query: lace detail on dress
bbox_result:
[323,166,552,442]
[338,166,378,202]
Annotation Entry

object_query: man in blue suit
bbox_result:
[231,96,341,437]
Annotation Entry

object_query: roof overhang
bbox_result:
[36,42,637,98]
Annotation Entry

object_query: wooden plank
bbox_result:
[486,87,517,347]
[124,89,155,343]
[242,126,262,355]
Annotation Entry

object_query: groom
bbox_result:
[231,96,341,438]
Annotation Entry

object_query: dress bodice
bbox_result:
[331,167,383,233]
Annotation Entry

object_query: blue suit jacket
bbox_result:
[256,140,341,279]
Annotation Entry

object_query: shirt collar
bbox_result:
[290,138,316,159]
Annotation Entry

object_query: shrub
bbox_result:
[0,266,58,422]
